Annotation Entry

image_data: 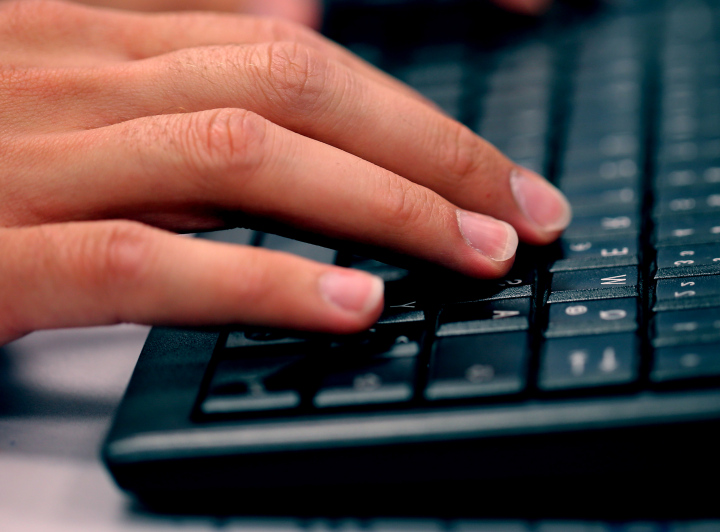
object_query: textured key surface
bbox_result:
[652,342,720,383]
[426,332,529,400]
[437,298,531,336]
[546,298,638,338]
[539,334,639,391]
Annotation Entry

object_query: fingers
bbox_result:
[91,43,570,244]
[11,109,518,278]
[0,220,383,344]
[108,10,420,102]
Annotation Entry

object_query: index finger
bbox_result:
[78,43,571,244]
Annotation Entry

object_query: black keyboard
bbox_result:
[103,0,720,520]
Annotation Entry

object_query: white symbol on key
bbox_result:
[601,247,629,257]
[570,242,592,252]
[493,310,520,319]
[354,373,382,391]
[602,216,632,230]
[600,347,619,373]
[601,274,627,285]
[669,198,696,211]
[565,305,588,316]
[708,195,720,207]
[680,353,701,368]
[569,350,589,376]
[390,301,417,309]
[672,228,695,237]
[600,309,627,321]
[465,364,495,383]
[673,322,698,332]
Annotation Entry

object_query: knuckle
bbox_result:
[91,221,156,289]
[183,109,269,189]
[437,123,486,186]
[260,42,331,115]
[380,177,440,232]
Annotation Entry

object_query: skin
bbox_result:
[72,0,554,29]
[0,0,568,345]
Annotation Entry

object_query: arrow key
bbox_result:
[539,333,639,391]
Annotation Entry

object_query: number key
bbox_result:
[654,275,720,310]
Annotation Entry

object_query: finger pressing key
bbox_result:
[56,43,570,244]
[6,109,518,279]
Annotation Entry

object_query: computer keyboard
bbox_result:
[103,0,720,519]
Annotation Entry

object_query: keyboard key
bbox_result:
[539,333,639,391]
[261,233,337,264]
[551,237,639,271]
[437,298,531,336]
[652,342,720,383]
[378,277,425,325]
[655,214,720,246]
[655,243,720,278]
[563,213,640,240]
[196,227,254,245]
[654,189,720,217]
[314,355,416,408]
[565,186,641,216]
[546,298,638,338]
[426,332,529,400]
[654,275,720,310]
[226,327,314,349]
[436,266,534,304]
[548,267,639,303]
[202,353,303,414]
[653,307,720,343]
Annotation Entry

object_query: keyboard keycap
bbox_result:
[314,355,416,408]
[261,233,337,263]
[655,243,720,278]
[202,354,303,414]
[426,332,529,400]
[654,275,720,310]
[546,298,638,338]
[551,237,639,271]
[437,298,531,336]
[652,342,720,383]
[539,333,639,391]
[549,267,639,303]
[653,307,720,343]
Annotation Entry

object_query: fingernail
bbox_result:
[320,271,384,314]
[510,167,572,232]
[457,209,518,262]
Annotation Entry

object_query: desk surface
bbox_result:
[1,325,718,532]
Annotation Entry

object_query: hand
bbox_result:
[0,0,571,344]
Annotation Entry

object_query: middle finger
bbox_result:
[47,43,572,244]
